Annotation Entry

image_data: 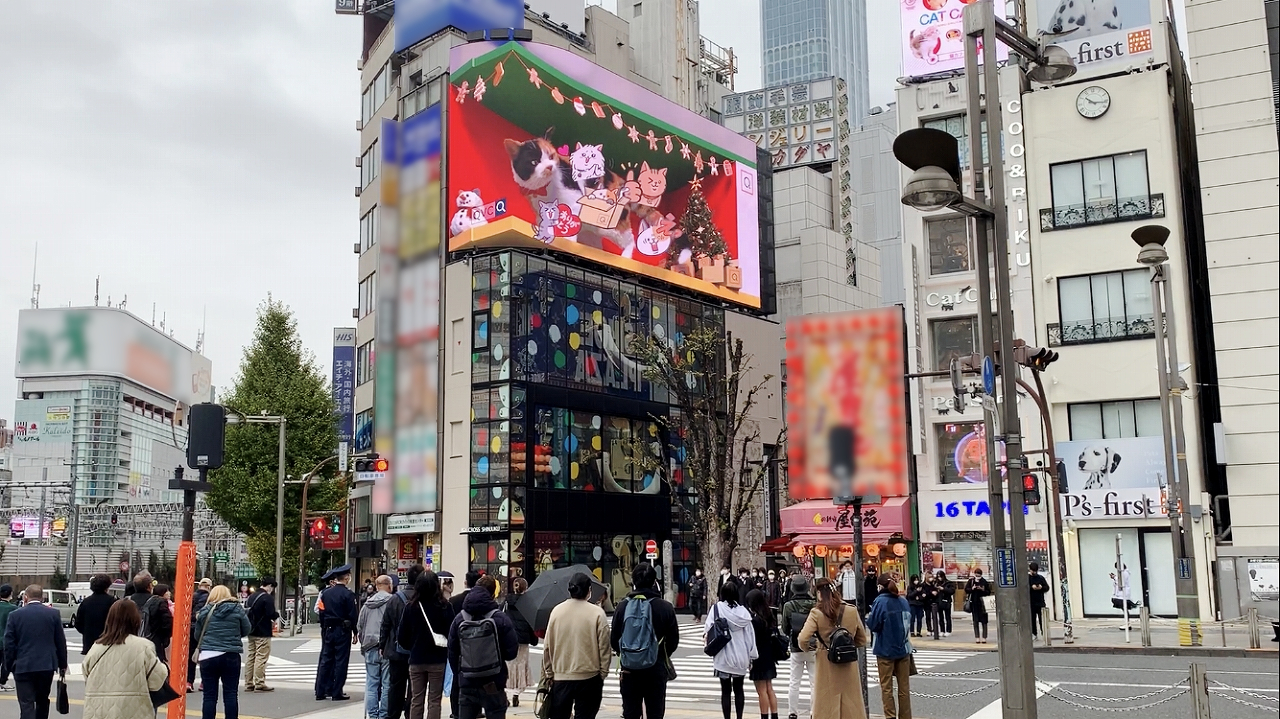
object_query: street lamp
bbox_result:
[1133,223,1202,646]
[224,410,287,612]
[894,2,1078,715]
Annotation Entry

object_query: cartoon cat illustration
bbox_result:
[627,212,683,259]
[909,26,942,65]
[532,200,559,244]
[625,162,668,207]
[504,130,634,251]
[449,188,488,237]
[570,142,606,188]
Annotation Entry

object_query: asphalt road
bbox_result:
[12,626,1276,719]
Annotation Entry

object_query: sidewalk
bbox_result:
[289,702,927,719]
[914,616,1279,657]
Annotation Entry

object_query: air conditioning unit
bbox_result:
[355,155,362,167]
[355,186,362,197]
[352,308,360,319]
[353,242,362,254]
[356,119,364,131]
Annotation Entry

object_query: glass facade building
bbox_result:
[761,0,871,124]
[466,251,725,607]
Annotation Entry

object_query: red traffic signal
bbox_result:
[1022,473,1042,506]
[311,517,328,536]
[373,457,389,473]
[354,454,390,473]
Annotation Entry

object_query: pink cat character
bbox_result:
[909,27,942,65]
[532,200,558,244]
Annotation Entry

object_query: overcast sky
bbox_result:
[0,0,905,420]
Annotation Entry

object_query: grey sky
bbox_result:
[0,1,906,418]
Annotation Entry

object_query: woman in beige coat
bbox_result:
[83,599,171,719]
[797,578,869,719]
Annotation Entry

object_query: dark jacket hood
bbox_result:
[461,585,499,616]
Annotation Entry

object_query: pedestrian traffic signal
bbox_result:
[1022,473,1042,506]
[110,513,118,526]
[354,454,390,476]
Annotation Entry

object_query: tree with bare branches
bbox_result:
[628,326,784,571]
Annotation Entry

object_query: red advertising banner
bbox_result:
[785,308,908,501]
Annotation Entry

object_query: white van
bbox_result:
[46,588,78,627]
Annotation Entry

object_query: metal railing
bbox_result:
[1047,314,1158,346]
[1040,193,1165,231]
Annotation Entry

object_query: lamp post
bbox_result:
[225,411,287,612]
[894,3,1076,714]
[292,455,340,637]
[1132,224,1202,646]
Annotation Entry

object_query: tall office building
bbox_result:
[760,0,870,123]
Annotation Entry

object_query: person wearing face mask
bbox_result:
[763,571,781,610]
[689,570,709,624]
[717,568,734,597]
[738,570,755,593]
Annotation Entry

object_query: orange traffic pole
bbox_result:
[167,541,197,719]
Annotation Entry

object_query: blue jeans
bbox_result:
[365,649,390,719]
[910,605,925,634]
[200,653,242,719]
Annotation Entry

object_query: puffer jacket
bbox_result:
[194,600,251,654]
[704,601,757,677]
[82,635,169,719]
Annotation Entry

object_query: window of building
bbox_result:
[361,65,392,125]
[360,207,378,252]
[922,114,988,169]
[354,409,373,453]
[360,141,379,188]
[358,273,376,318]
[633,3,642,17]
[1068,399,1162,440]
[1055,269,1153,345]
[927,216,970,275]
[1049,151,1151,228]
[355,341,375,386]
[931,316,978,371]
[936,421,990,484]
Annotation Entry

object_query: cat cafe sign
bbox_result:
[925,286,984,310]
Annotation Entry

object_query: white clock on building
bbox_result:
[1076,86,1111,119]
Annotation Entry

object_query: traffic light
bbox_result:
[354,454,390,473]
[308,517,327,551]
[1012,342,1059,372]
[1022,473,1042,506]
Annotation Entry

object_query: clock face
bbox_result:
[1076,86,1111,119]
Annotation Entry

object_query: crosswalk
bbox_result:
[264,622,977,700]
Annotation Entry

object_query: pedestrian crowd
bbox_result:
[0,557,1056,719]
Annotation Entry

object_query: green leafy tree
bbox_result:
[206,298,345,587]
[51,559,69,590]
[678,180,728,260]
[627,327,783,569]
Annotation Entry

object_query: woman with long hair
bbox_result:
[745,589,779,719]
[195,585,251,719]
[503,577,536,707]
[797,578,868,719]
[397,570,454,719]
[706,580,757,719]
[905,575,926,638]
[964,569,991,644]
[82,600,171,719]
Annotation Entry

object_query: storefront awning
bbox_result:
[779,497,913,542]
[758,535,798,553]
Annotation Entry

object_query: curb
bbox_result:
[1035,645,1280,658]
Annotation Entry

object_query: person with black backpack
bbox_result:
[780,575,817,719]
[610,563,679,719]
[797,578,868,719]
[447,575,517,719]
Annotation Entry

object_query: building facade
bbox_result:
[1185,0,1280,618]
[760,0,870,124]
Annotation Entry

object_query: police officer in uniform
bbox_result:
[314,564,358,701]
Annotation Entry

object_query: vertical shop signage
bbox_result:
[1004,98,1029,274]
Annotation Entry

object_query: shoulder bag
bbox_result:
[149,659,181,708]
[420,603,449,648]
[191,609,214,664]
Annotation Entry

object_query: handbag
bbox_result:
[770,629,791,660]
[149,660,181,708]
[908,654,919,676]
[534,675,552,719]
[962,597,972,613]
[662,640,678,681]
[420,604,449,648]
[56,676,70,715]
[703,604,731,657]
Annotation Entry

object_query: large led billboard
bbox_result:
[899,0,1009,77]
[447,42,763,309]
[394,0,525,53]
[785,308,909,501]
[1030,0,1154,75]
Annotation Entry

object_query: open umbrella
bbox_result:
[516,564,611,632]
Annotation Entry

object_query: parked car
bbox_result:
[46,588,78,627]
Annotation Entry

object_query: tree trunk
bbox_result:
[704,533,734,575]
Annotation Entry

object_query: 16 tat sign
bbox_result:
[1056,436,1171,521]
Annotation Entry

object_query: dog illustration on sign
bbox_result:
[1078,446,1122,490]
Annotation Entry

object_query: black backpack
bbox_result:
[820,610,858,664]
[703,604,731,657]
[457,609,504,679]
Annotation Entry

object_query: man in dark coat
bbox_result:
[316,564,359,701]
[3,586,68,719]
[69,575,117,655]
[0,584,18,689]
[245,579,280,691]
[381,566,423,719]
[611,563,679,719]
[448,575,519,719]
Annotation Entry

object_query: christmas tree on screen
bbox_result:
[679,178,728,259]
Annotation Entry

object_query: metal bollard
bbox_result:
[1140,606,1152,647]
[1042,606,1052,647]
[1248,608,1261,649]
[1189,662,1211,718]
